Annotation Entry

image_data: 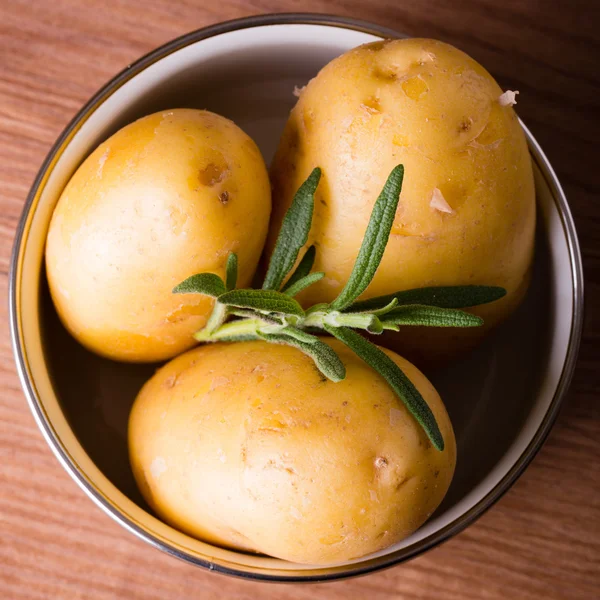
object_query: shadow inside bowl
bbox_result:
[431,224,552,513]
[40,273,157,509]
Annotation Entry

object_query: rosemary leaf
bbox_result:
[263,168,321,291]
[260,332,346,382]
[225,252,238,291]
[281,245,317,293]
[349,285,507,312]
[219,289,305,316]
[381,305,484,328]
[362,297,399,316]
[173,273,226,297]
[277,326,319,344]
[283,271,325,297]
[330,165,404,311]
[210,334,261,342]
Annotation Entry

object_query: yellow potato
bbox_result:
[128,339,456,564]
[46,109,271,362]
[269,38,535,362]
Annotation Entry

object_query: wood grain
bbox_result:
[1,1,598,598]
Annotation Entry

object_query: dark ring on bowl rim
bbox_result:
[9,12,584,583]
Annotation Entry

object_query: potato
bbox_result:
[46,109,271,362]
[128,338,456,564]
[269,38,535,362]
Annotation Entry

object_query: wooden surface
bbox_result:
[1,1,598,598]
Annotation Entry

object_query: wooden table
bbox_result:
[1,1,598,598]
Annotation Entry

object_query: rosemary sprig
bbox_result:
[174,166,506,451]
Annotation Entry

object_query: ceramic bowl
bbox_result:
[9,14,584,581]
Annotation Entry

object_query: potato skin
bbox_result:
[46,109,271,362]
[128,339,456,564]
[269,39,535,362]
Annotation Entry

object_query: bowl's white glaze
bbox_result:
[10,15,583,581]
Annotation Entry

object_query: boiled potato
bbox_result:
[128,339,456,564]
[269,38,535,362]
[46,109,271,362]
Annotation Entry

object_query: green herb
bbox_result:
[225,252,238,291]
[263,168,321,291]
[349,285,506,312]
[218,289,305,316]
[173,165,506,451]
[260,331,346,382]
[330,165,404,311]
[173,273,226,297]
[380,305,484,328]
[283,271,325,297]
[281,245,317,293]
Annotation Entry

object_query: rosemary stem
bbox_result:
[194,318,262,341]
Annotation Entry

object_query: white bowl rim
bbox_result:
[9,13,584,582]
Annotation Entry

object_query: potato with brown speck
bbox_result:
[269,39,535,364]
[128,338,456,564]
[46,109,271,362]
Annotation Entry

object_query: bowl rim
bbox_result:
[9,12,585,583]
